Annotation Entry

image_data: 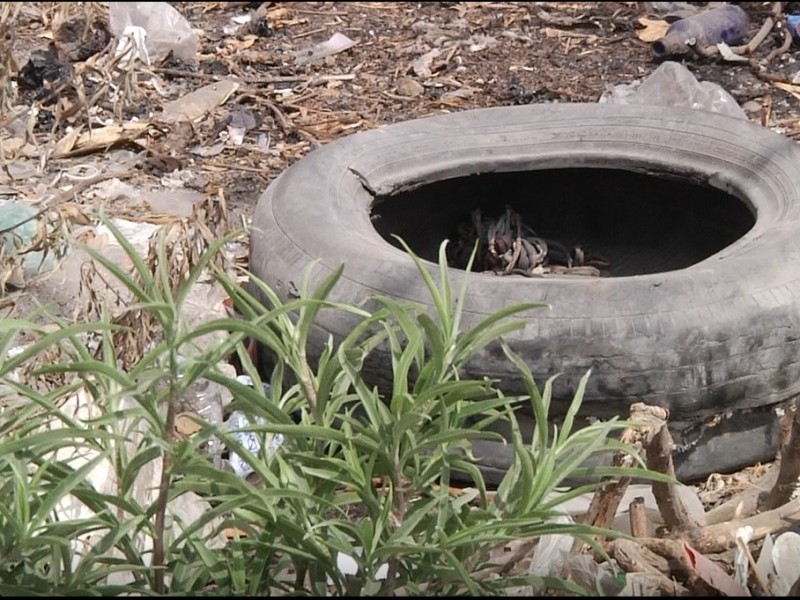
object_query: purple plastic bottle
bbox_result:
[652,3,749,57]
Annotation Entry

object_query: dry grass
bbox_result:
[79,192,235,370]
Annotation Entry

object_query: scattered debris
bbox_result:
[635,16,670,43]
[159,79,239,123]
[395,76,425,98]
[189,141,226,158]
[54,13,111,63]
[178,373,234,468]
[224,108,260,146]
[293,32,356,66]
[113,24,151,68]
[79,193,236,368]
[411,48,441,78]
[450,205,609,278]
[48,386,229,588]
[484,401,767,594]
[717,41,751,63]
[758,531,800,596]
[52,122,153,158]
[643,2,702,21]
[15,45,73,104]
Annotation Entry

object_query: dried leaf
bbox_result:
[0,137,38,159]
[223,527,250,539]
[189,141,226,158]
[175,412,202,436]
[53,125,84,157]
[773,81,800,103]
[126,214,179,225]
[58,202,92,225]
[52,123,151,159]
[2,263,25,288]
[224,34,257,51]
[79,230,108,248]
[636,17,669,43]
[263,6,290,22]
[756,533,775,585]
[411,48,440,78]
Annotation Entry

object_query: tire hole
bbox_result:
[371,168,755,277]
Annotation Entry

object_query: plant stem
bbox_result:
[385,466,407,587]
[152,355,179,593]
[299,361,317,414]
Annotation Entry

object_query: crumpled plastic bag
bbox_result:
[109,2,197,63]
[644,2,701,19]
[599,61,747,120]
[0,199,59,284]
[529,513,626,595]
[757,531,800,596]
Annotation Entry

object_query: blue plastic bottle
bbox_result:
[652,3,749,57]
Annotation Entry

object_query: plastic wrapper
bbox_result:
[599,61,747,120]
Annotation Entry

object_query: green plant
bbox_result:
[0,219,662,595]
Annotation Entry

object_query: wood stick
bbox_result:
[611,538,689,595]
[645,422,702,531]
[571,403,667,553]
[693,495,800,554]
[760,398,800,511]
[629,497,649,538]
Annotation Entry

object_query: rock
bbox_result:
[396,77,425,97]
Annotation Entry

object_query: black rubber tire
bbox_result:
[250,103,800,481]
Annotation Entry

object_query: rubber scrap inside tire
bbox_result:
[249,103,800,484]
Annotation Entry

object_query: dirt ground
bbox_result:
[5,2,800,229]
[3,2,800,594]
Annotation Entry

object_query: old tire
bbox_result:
[250,103,800,482]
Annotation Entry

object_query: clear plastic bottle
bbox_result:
[652,3,749,57]
[183,377,226,468]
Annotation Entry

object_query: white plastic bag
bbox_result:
[109,2,197,63]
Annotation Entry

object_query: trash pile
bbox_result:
[450,205,610,278]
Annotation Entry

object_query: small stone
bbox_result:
[741,100,761,113]
[396,77,425,97]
